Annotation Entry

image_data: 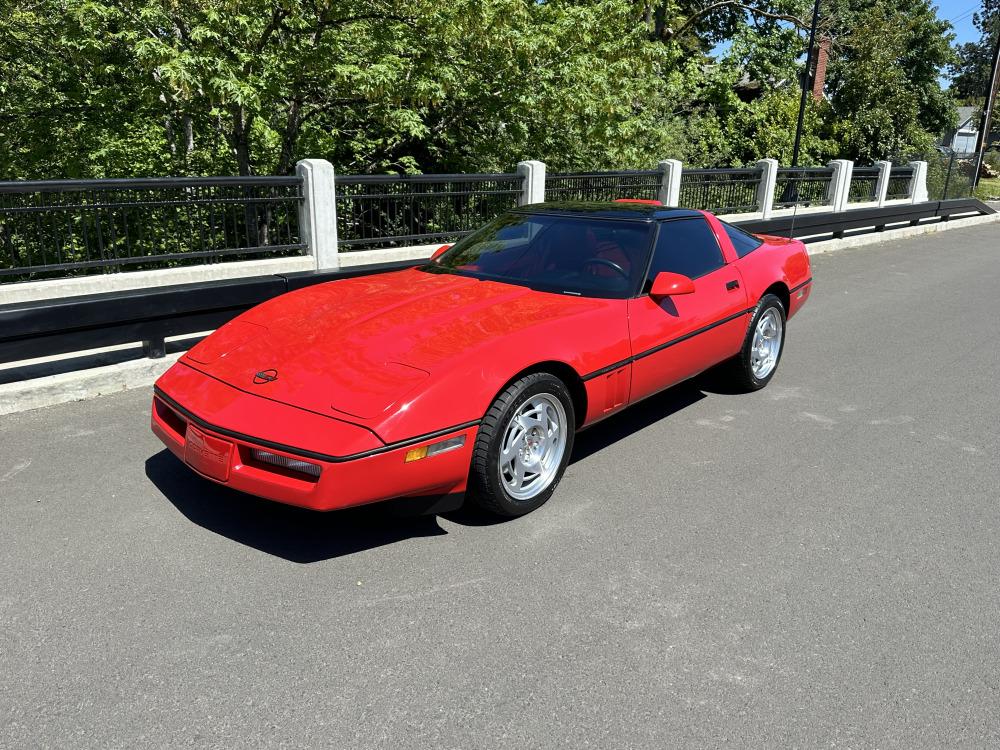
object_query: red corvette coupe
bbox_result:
[152,201,811,516]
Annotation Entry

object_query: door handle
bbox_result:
[726,280,740,291]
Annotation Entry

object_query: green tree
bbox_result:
[825,0,956,161]
[0,0,962,178]
[948,0,999,101]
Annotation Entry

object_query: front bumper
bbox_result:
[150,368,477,512]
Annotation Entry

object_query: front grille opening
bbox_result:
[154,397,187,439]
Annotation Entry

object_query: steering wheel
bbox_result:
[582,257,629,279]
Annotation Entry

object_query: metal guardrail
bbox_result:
[736,197,991,240]
[773,167,835,208]
[0,177,304,283]
[0,260,420,363]
[679,168,760,214]
[2,199,991,370]
[545,171,661,202]
[335,173,522,249]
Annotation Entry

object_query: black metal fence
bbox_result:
[336,173,522,249]
[886,166,914,200]
[1,161,932,285]
[847,167,880,203]
[679,169,760,214]
[925,153,974,201]
[545,171,661,202]
[0,177,303,283]
[773,167,835,208]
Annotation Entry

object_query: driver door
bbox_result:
[627,216,749,403]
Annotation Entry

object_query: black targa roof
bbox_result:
[511,201,704,221]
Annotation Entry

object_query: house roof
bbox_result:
[956,106,978,131]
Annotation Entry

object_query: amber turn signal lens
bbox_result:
[403,435,466,463]
[404,446,428,463]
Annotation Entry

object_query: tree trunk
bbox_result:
[276,100,303,176]
[227,106,261,248]
[230,105,254,177]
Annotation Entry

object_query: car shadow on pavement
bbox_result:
[145,450,447,563]
[441,378,711,529]
[569,379,708,464]
[145,370,724,557]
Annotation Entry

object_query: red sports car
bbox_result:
[152,201,811,516]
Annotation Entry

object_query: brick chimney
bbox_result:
[811,37,832,102]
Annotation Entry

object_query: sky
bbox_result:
[934,0,984,87]
[935,0,983,46]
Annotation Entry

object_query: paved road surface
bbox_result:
[2,224,999,748]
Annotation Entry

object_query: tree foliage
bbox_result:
[826,0,956,161]
[0,0,960,178]
[948,0,999,102]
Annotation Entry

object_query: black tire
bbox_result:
[730,293,787,392]
[467,372,576,517]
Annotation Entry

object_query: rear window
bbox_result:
[722,222,764,258]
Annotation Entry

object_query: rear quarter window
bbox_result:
[722,222,764,258]
[647,217,725,282]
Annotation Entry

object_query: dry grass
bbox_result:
[974,177,1000,201]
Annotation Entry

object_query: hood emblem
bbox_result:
[253,369,278,384]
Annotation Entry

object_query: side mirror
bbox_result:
[650,271,695,299]
[430,243,452,261]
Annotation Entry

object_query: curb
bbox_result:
[804,212,999,255]
[0,353,181,416]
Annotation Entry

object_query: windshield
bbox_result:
[422,212,654,298]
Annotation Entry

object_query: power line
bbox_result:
[947,4,978,22]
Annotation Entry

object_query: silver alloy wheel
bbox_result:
[498,393,568,502]
[750,307,783,379]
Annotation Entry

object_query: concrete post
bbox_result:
[755,159,778,219]
[827,159,853,212]
[516,160,546,205]
[874,160,892,207]
[907,160,929,203]
[657,159,682,207]
[296,158,338,270]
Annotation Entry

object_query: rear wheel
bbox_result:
[730,293,786,391]
[468,373,575,517]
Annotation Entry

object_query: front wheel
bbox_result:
[730,293,786,391]
[468,373,575,517]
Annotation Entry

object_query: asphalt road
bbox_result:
[2,224,999,748]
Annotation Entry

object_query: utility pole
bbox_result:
[791,0,822,168]
[973,24,1000,187]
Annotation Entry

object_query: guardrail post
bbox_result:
[517,160,546,205]
[296,158,339,270]
[657,159,682,206]
[907,160,929,203]
[755,159,778,219]
[874,160,892,207]
[827,159,853,213]
[142,336,166,359]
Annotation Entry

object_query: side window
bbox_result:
[722,222,764,258]
[647,218,725,284]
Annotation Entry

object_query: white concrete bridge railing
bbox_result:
[0,157,931,306]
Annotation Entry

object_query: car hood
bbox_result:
[183,268,602,420]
